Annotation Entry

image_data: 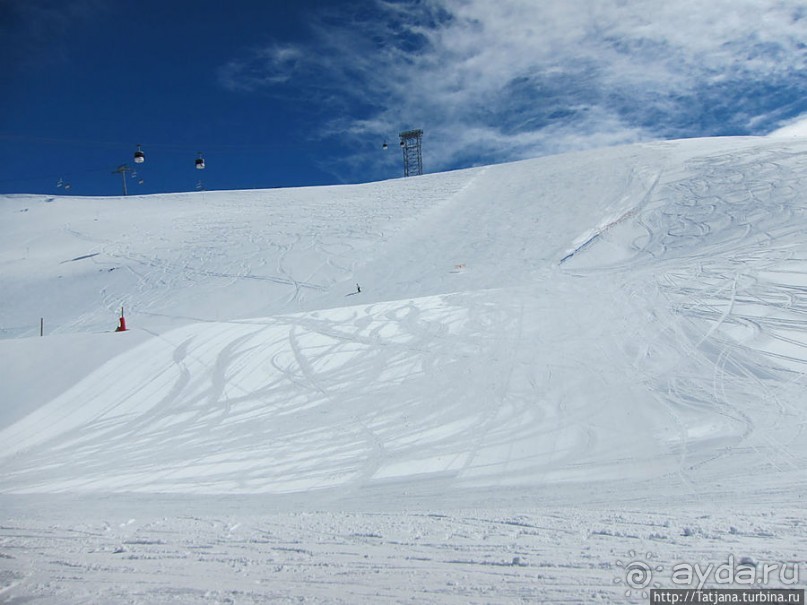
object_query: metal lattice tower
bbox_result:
[399,129,423,177]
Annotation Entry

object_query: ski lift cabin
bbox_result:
[195,152,205,170]
[133,144,145,164]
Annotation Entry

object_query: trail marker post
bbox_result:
[115,306,127,332]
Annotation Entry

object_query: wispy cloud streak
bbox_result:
[219,0,807,180]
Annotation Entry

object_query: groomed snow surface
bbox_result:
[1,137,806,603]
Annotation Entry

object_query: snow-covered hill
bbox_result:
[1,137,806,603]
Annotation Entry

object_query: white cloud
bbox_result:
[219,44,306,91]
[220,0,807,180]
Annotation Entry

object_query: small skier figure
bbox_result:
[356,283,361,294]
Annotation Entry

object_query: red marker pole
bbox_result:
[116,306,127,332]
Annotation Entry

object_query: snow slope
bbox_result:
[1,137,806,603]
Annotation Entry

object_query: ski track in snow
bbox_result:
[2,137,807,603]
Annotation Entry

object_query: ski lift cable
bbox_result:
[0,132,320,153]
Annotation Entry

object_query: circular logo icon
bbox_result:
[624,560,653,589]
[615,551,663,600]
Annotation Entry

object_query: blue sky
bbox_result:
[2,0,807,196]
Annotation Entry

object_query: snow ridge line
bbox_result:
[560,170,661,264]
[558,207,639,264]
